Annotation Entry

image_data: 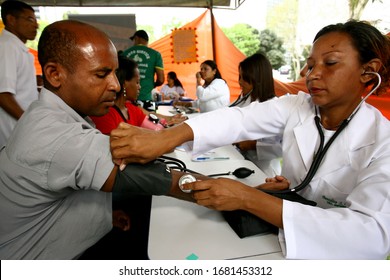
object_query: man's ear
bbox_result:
[43,62,64,88]
[5,14,16,28]
[361,58,382,83]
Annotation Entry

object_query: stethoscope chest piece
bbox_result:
[179,174,197,193]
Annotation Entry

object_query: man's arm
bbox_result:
[100,166,118,192]
[101,159,206,203]
[154,68,164,87]
[0,92,24,120]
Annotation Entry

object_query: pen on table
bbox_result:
[194,156,230,161]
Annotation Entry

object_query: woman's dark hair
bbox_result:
[201,60,223,85]
[239,52,275,102]
[116,54,138,98]
[314,20,390,94]
[167,71,184,89]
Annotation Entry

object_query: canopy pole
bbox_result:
[208,0,216,61]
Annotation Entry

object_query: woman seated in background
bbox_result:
[91,55,186,132]
[232,52,283,177]
[174,60,230,112]
[160,71,186,101]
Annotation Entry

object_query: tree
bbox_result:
[349,0,381,19]
[258,29,286,70]
[136,25,156,42]
[161,18,186,36]
[221,23,260,56]
[266,0,299,78]
[26,20,49,50]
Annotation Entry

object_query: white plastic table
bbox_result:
[147,145,284,260]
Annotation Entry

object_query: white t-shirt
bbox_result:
[160,84,185,99]
[0,30,38,147]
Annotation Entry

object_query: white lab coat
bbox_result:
[232,95,283,176]
[194,78,230,112]
[185,91,390,259]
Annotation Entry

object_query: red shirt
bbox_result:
[90,102,146,135]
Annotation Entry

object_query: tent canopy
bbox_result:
[20,0,240,8]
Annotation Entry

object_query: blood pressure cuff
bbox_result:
[112,160,172,195]
[223,190,317,238]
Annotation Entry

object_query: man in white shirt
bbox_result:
[0,0,38,147]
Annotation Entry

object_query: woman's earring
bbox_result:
[123,88,127,97]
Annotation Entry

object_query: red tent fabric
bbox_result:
[150,10,244,102]
[28,48,42,76]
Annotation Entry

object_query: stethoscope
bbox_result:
[266,71,382,195]
[229,90,252,107]
[157,155,255,179]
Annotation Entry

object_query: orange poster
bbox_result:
[171,28,198,64]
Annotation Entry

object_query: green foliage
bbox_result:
[258,29,286,70]
[221,23,260,57]
[222,24,286,70]
[266,0,298,76]
[136,25,156,42]
[349,0,381,19]
[161,18,186,36]
[266,0,298,52]
[299,44,311,66]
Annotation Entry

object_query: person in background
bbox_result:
[122,30,164,103]
[0,20,196,260]
[89,54,157,259]
[194,60,230,112]
[0,0,38,147]
[232,52,283,177]
[160,71,185,101]
[91,54,187,132]
[90,54,157,133]
[174,60,230,112]
[110,20,390,259]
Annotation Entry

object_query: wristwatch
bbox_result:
[149,113,159,124]
[178,174,196,193]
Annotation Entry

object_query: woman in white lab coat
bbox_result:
[173,60,230,112]
[194,60,230,112]
[110,20,390,259]
[231,52,283,177]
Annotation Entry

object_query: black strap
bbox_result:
[112,105,128,123]
[229,91,251,107]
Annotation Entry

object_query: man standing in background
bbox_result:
[123,30,164,102]
[0,0,39,147]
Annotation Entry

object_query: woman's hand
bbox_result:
[182,177,284,229]
[257,175,290,191]
[166,114,188,126]
[196,71,202,86]
[182,178,252,211]
[110,122,164,166]
[234,140,257,151]
[110,122,194,167]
